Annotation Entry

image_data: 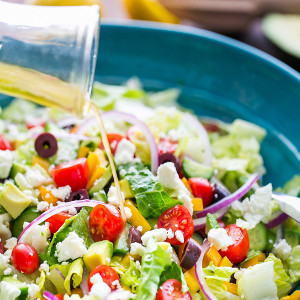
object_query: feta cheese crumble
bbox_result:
[130,243,146,256]
[50,185,71,200]
[89,273,111,300]
[207,228,234,251]
[114,139,140,165]
[0,213,12,240]
[274,239,292,261]
[37,201,50,212]
[55,232,87,262]
[107,186,125,207]
[141,228,168,246]
[0,150,13,179]
[175,230,184,244]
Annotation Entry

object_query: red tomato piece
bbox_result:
[26,119,46,129]
[158,138,178,155]
[0,241,3,254]
[219,224,249,264]
[156,279,192,300]
[188,177,213,208]
[0,134,12,150]
[88,265,120,291]
[89,203,124,242]
[157,205,194,245]
[51,158,89,191]
[46,212,73,234]
[11,243,39,274]
[100,133,125,154]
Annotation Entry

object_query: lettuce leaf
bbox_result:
[119,163,180,218]
[137,239,171,300]
[283,175,300,197]
[120,260,141,292]
[286,245,300,283]
[15,140,37,165]
[265,253,291,297]
[64,258,84,295]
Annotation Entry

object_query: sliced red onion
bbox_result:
[265,213,289,229]
[102,111,159,174]
[57,116,79,128]
[195,174,259,218]
[54,268,65,280]
[195,240,218,300]
[43,291,60,300]
[75,118,97,135]
[18,200,100,243]
[80,267,89,295]
[193,207,229,230]
[183,113,213,166]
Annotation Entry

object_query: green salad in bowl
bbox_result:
[0,78,299,300]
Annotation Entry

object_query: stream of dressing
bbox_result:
[0,62,126,221]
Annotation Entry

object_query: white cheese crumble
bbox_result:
[39,261,50,275]
[89,273,111,300]
[55,232,87,262]
[4,267,12,275]
[23,223,51,252]
[141,228,168,246]
[136,226,143,232]
[0,150,13,179]
[4,237,17,250]
[37,201,50,212]
[274,239,292,261]
[0,214,12,240]
[25,164,52,188]
[27,283,40,299]
[130,243,146,256]
[124,207,132,219]
[50,185,71,200]
[114,138,140,165]
[157,162,193,214]
[231,184,273,229]
[175,230,185,244]
[207,228,234,251]
[0,281,21,299]
[107,186,125,207]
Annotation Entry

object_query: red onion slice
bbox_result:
[195,240,218,300]
[183,113,213,166]
[265,213,289,229]
[43,291,60,300]
[195,174,259,218]
[102,111,159,174]
[80,267,89,295]
[75,118,96,135]
[18,200,100,243]
[57,116,79,128]
[193,207,229,230]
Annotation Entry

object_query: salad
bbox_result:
[0,78,299,300]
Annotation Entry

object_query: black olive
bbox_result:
[66,189,89,202]
[158,152,181,172]
[34,133,58,158]
[212,183,230,203]
[128,226,142,245]
[180,238,202,270]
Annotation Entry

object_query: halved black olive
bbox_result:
[128,226,142,245]
[158,152,180,172]
[212,183,230,203]
[180,238,202,270]
[34,132,58,158]
[66,189,89,202]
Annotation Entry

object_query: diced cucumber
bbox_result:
[182,157,214,180]
[89,165,112,196]
[114,223,130,255]
[192,232,204,245]
[284,229,299,248]
[11,206,41,238]
[9,162,27,180]
[1,275,28,300]
[248,222,268,251]
[92,190,108,203]
[265,230,276,253]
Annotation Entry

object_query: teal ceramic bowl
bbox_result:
[95,21,300,189]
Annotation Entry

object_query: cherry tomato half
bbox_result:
[156,279,192,300]
[219,224,249,264]
[100,133,124,154]
[88,265,120,291]
[46,212,73,234]
[0,134,12,151]
[158,138,178,155]
[188,177,213,208]
[89,203,124,242]
[0,241,3,254]
[11,243,39,274]
[26,119,46,130]
[51,158,89,191]
[157,205,194,245]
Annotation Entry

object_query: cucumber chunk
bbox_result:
[248,222,268,251]
[182,157,214,180]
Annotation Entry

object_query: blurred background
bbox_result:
[4,0,300,72]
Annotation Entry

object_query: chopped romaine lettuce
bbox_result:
[120,260,141,292]
[286,245,300,283]
[64,258,84,294]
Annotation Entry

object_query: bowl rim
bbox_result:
[101,20,300,82]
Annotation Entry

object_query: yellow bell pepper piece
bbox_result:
[38,186,58,205]
[224,282,238,295]
[32,156,50,172]
[191,198,203,212]
[87,151,101,176]
[86,165,105,190]
[203,245,222,268]
[241,251,266,268]
[124,200,151,234]
[184,267,200,293]
[219,256,233,267]
[77,146,90,158]
[280,290,300,300]
[182,177,192,193]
